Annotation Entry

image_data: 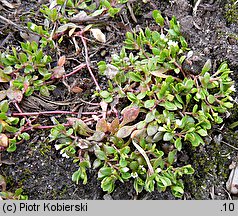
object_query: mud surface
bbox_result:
[1,0,238,200]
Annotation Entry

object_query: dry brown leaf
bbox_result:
[20,32,40,43]
[70,11,89,22]
[96,118,108,133]
[0,73,11,83]
[52,66,65,78]
[226,164,238,194]
[131,129,146,141]
[6,89,23,102]
[91,28,106,43]
[108,118,119,134]
[104,64,119,79]
[0,90,7,101]
[0,174,6,192]
[120,106,140,126]
[69,27,76,36]
[70,86,83,93]
[0,133,8,147]
[150,68,170,78]
[58,55,66,67]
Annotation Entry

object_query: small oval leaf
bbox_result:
[121,106,140,126]
[91,28,106,43]
[117,125,137,138]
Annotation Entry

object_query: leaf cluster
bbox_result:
[0,41,56,100]
[50,11,234,197]
[0,174,28,200]
[0,100,30,152]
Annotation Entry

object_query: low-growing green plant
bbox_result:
[0,2,234,198]
[0,40,57,99]
[25,0,140,56]
[0,188,28,200]
[0,100,30,152]
[49,11,235,197]
[36,0,132,22]
[0,39,64,151]
[0,175,28,200]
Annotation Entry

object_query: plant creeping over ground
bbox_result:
[50,11,234,197]
[0,2,235,199]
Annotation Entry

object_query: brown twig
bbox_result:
[22,123,71,132]
[169,57,186,77]
[77,32,101,90]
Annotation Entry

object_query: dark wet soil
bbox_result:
[1,0,238,200]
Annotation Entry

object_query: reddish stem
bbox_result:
[12,111,78,116]
[63,63,87,78]
[12,111,100,117]
[13,102,32,125]
[169,57,186,77]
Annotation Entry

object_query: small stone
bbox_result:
[103,194,113,200]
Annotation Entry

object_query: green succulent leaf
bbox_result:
[98,167,113,179]
[152,10,164,26]
[101,176,116,193]
[168,150,177,165]
[95,150,107,161]
[174,137,182,151]
[171,185,184,198]
[160,102,177,111]
[207,95,216,104]
[147,121,158,136]
[201,59,212,75]
[144,100,155,109]
[163,132,174,141]
[196,128,208,137]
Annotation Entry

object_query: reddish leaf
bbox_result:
[71,86,83,93]
[96,118,108,132]
[120,106,140,126]
[23,82,29,93]
[58,55,66,67]
[6,89,23,102]
[100,101,108,118]
[108,118,119,134]
[100,101,108,112]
